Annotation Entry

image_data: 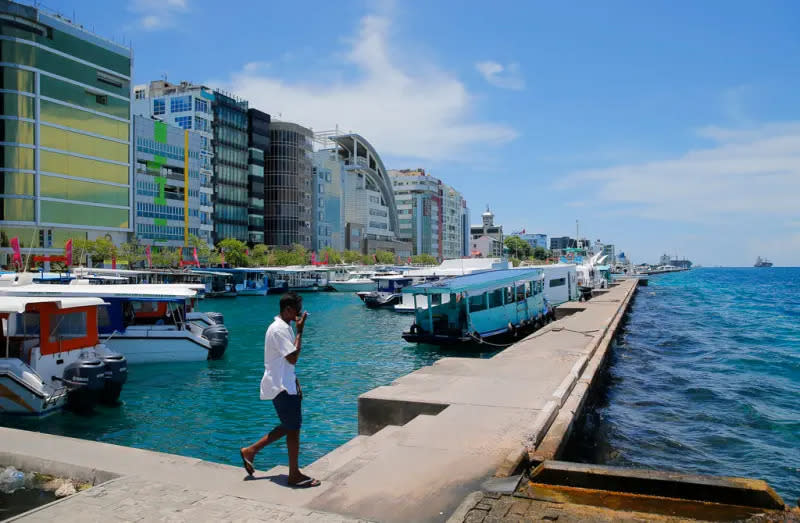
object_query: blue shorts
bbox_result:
[272,390,302,431]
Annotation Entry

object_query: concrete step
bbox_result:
[307,425,404,481]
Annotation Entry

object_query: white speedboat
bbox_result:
[0,296,127,415]
[329,271,378,292]
[0,277,228,364]
[358,276,415,308]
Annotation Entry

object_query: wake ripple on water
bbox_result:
[565,268,800,505]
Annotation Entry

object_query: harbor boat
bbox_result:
[214,268,269,296]
[280,267,329,292]
[393,258,512,313]
[402,268,551,345]
[0,296,128,415]
[0,279,228,364]
[754,257,773,268]
[358,275,415,308]
[516,263,580,306]
[329,271,378,292]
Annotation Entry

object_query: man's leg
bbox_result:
[241,425,287,464]
[286,429,301,481]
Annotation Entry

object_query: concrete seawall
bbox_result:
[3,278,642,522]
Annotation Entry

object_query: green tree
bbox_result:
[532,246,549,260]
[216,238,248,267]
[375,250,395,264]
[510,257,522,267]
[91,237,117,266]
[411,254,437,265]
[151,246,180,268]
[342,250,363,264]
[72,238,94,267]
[251,244,272,266]
[119,236,145,268]
[504,236,531,259]
[320,247,342,265]
[188,234,220,266]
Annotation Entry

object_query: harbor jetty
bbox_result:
[3,277,791,521]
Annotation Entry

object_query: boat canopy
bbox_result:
[0,296,106,313]
[0,284,197,300]
[404,269,542,296]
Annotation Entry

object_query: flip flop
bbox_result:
[239,450,255,476]
[289,477,321,488]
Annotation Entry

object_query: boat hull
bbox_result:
[0,366,66,416]
[106,332,212,364]
[363,293,401,308]
[235,287,268,296]
[329,281,377,292]
[403,313,551,347]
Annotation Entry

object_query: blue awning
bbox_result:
[403,269,542,296]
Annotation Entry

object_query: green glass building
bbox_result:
[0,0,132,258]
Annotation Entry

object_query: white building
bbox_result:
[471,235,501,258]
[133,81,214,246]
[470,206,503,257]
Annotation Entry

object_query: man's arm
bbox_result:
[284,312,307,365]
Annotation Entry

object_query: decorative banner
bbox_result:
[64,239,73,267]
[407,256,412,264]
[145,245,152,268]
[373,254,378,263]
[10,237,22,268]
[192,247,200,266]
[311,252,317,265]
[111,255,117,269]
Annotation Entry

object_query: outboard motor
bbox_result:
[202,324,229,359]
[205,312,224,325]
[99,350,128,405]
[62,356,106,412]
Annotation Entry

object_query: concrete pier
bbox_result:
[3,278,641,522]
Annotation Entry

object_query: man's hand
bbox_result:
[295,311,308,334]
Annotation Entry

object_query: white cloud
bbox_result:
[127,0,188,31]
[215,15,517,160]
[475,61,525,90]
[559,121,800,223]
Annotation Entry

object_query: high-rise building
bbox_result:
[511,232,548,250]
[442,184,468,260]
[0,0,132,259]
[389,169,441,258]
[246,109,269,245]
[132,81,215,245]
[470,206,503,257]
[550,236,576,251]
[312,149,345,252]
[264,121,313,249]
[211,90,248,243]
[132,116,202,247]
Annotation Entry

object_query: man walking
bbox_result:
[240,292,320,488]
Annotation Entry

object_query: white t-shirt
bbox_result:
[259,316,298,400]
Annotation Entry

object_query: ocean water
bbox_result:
[2,293,494,471]
[565,268,800,505]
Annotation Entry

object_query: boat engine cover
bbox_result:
[62,356,105,411]
[99,351,127,405]
[203,324,229,359]
[205,312,224,325]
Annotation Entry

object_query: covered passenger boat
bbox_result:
[402,269,552,345]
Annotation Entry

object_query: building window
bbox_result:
[175,116,192,130]
[153,98,165,115]
[170,95,192,113]
[194,117,209,133]
[135,89,146,100]
[195,98,209,113]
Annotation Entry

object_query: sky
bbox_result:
[40,0,800,266]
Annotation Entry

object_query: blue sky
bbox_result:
[43,0,800,265]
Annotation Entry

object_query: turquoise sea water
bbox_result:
[3,293,494,471]
[3,269,798,503]
[565,268,800,504]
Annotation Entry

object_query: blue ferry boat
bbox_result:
[212,268,268,296]
[402,269,552,345]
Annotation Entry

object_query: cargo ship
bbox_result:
[754,257,773,267]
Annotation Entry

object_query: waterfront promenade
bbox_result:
[4,279,639,522]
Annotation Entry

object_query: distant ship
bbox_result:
[754,257,773,267]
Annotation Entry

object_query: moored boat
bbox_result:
[0,279,228,364]
[214,268,269,296]
[359,275,414,308]
[754,257,773,268]
[402,269,551,345]
[0,296,127,415]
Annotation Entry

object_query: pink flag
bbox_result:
[407,256,412,264]
[145,245,152,268]
[192,247,200,266]
[10,237,22,269]
[311,252,317,265]
[111,254,117,269]
[64,239,73,267]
